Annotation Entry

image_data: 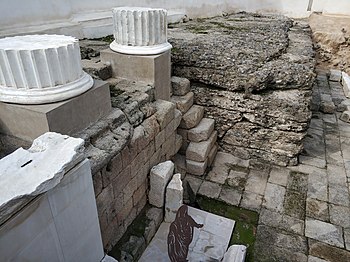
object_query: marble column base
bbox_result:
[0,80,111,141]
[100,48,171,101]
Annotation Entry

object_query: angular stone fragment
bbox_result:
[149,161,174,207]
[188,118,215,142]
[340,111,350,123]
[0,132,84,225]
[186,159,208,176]
[179,105,204,129]
[329,69,342,82]
[170,92,194,114]
[305,218,344,248]
[186,131,217,162]
[222,245,247,262]
[171,76,191,96]
[342,72,350,98]
[320,94,336,114]
[165,174,183,222]
[81,59,112,80]
[154,100,175,129]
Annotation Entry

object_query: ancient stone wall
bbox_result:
[169,13,316,166]
[75,78,182,251]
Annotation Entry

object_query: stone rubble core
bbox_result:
[110,7,172,55]
[0,35,93,104]
[0,132,84,225]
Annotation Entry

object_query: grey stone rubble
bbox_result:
[169,13,315,166]
[182,69,350,261]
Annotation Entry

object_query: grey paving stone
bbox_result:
[287,171,308,194]
[198,180,222,199]
[328,184,349,206]
[344,228,350,251]
[206,166,229,185]
[245,169,269,195]
[340,137,350,160]
[302,128,326,159]
[307,169,328,202]
[310,118,324,131]
[226,170,247,191]
[325,134,343,166]
[309,239,350,262]
[329,204,350,227]
[268,167,290,186]
[299,155,326,169]
[305,218,344,248]
[240,191,263,211]
[306,198,329,222]
[327,164,347,185]
[308,256,329,262]
[283,190,306,220]
[262,183,286,212]
[219,186,242,206]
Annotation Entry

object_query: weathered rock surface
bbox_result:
[169,13,315,165]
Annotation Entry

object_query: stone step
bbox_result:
[186,159,208,176]
[171,76,191,96]
[188,118,215,142]
[186,131,217,162]
[82,59,112,80]
[170,91,194,114]
[179,105,204,129]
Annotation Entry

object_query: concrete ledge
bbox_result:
[0,80,111,141]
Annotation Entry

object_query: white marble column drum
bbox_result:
[0,35,93,104]
[110,7,172,55]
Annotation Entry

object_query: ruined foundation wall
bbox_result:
[169,13,316,166]
[75,80,182,251]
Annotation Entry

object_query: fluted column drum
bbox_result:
[0,35,93,104]
[110,7,172,55]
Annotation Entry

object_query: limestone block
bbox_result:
[174,109,182,128]
[188,118,215,142]
[222,245,247,262]
[340,111,350,123]
[329,69,342,82]
[0,35,93,104]
[164,173,183,222]
[208,143,218,167]
[179,105,204,129]
[81,59,112,80]
[170,92,194,114]
[186,159,208,176]
[171,76,191,96]
[149,160,174,207]
[343,72,350,98]
[0,132,84,225]
[110,7,172,55]
[154,100,176,129]
[186,131,217,162]
[175,134,183,154]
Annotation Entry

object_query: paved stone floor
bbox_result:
[184,70,350,262]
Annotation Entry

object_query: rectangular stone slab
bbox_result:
[0,80,111,141]
[139,206,235,261]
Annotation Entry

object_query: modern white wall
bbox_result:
[0,0,349,38]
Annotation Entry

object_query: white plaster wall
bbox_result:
[0,0,349,37]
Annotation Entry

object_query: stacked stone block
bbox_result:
[92,99,182,251]
[171,76,218,176]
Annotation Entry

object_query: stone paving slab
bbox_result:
[139,206,235,262]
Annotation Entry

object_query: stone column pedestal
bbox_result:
[102,7,172,101]
[0,35,93,104]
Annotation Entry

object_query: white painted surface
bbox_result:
[0,35,93,104]
[0,159,104,262]
[1,1,350,39]
[0,132,84,224]
[222,245,247,262]
[110,7,172,55]
[139,206,235,261]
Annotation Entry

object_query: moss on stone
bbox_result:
[196,195,258,262]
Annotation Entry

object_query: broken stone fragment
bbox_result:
[165,173,183,223]
[171,76,191,96]
[329,69,342,82]
[222,245,247,262]
[0,132,84,225]
[149,160,174,207]
[340,111,350,123]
